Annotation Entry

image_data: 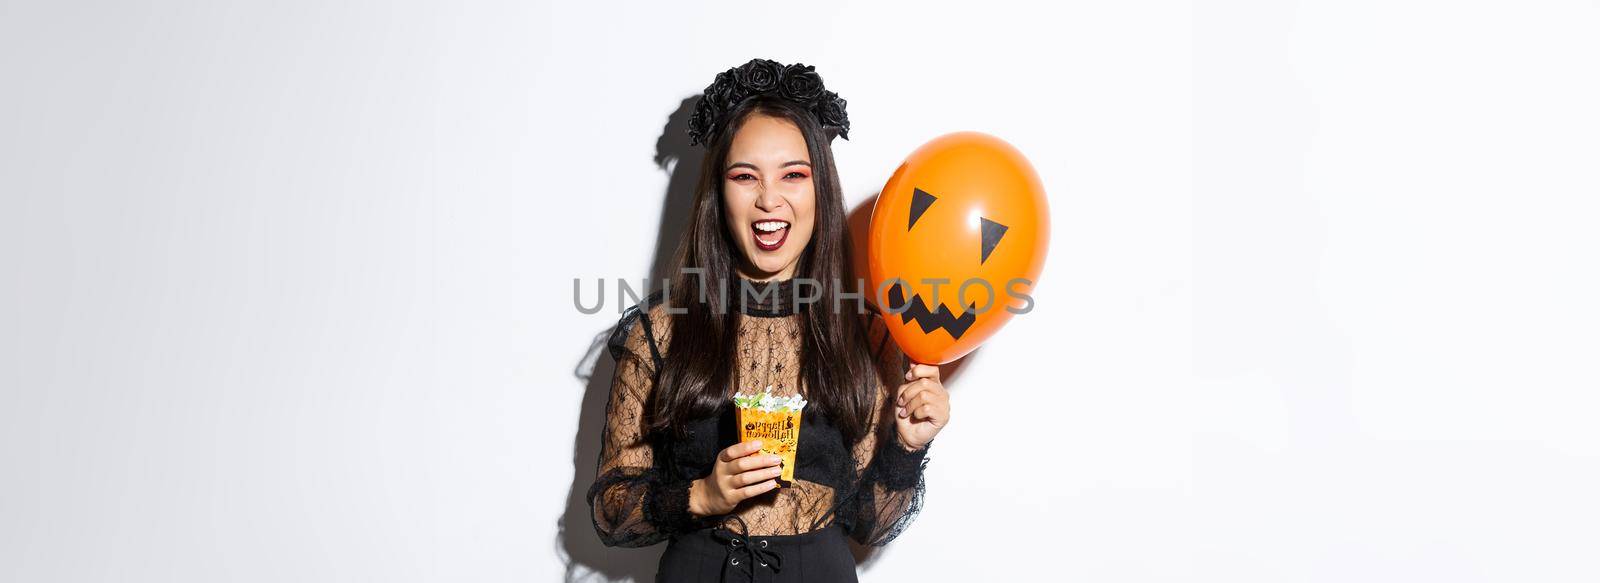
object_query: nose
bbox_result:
[754,183,784,212]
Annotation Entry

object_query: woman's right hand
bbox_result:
[688,440,784,517]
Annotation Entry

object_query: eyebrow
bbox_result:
[724,160,813,172]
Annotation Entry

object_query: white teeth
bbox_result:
[754,221,788,232]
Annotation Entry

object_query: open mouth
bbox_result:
[751,219,790,252]
[886,283,977,340]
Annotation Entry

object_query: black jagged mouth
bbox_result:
[886,284,977,340]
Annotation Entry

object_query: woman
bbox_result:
[587,59,951,582]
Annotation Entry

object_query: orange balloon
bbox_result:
[867,132,1050,364]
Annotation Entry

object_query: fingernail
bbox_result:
[752,440,762,448]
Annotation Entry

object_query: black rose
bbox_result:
[688,96,717,146]
[734,59,782,94]
[818,91,850,140]
[704,71,741,111]
[690,71,746,145]
[779,64,824,102]
[688,59,851,146]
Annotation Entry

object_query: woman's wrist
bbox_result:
[892,433,930,453]
[687,477,708,517]
[871,435,931,489]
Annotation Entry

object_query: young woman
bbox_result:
[586,59,951,582]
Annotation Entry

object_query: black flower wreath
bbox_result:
[687,58,850,147]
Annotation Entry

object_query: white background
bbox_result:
[2,0,1596,581]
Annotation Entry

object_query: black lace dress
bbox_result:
[586,278,932,582]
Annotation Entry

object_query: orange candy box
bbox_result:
[733,387,808,484]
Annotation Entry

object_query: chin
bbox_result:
[751,259,790,277]
[740,251,793,277]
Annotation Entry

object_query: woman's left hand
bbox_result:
[893,363,950,451]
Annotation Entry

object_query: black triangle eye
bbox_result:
[908,188,937,230]
[980,217,1008,264]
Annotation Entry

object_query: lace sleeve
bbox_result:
[843,314,932,547]
[585,299,700,547]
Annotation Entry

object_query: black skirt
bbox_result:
[656,517,858,583]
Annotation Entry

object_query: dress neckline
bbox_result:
[734,277,799,318]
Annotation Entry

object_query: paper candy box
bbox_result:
[732,387,808,484]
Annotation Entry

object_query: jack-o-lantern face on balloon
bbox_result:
[866,132,1050,364]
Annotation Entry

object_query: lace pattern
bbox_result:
[586,281,930,548]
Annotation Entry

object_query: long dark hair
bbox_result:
[647,94,877,446]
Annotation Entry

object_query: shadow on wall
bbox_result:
[554,96,700,583]
[556,98,970,581]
